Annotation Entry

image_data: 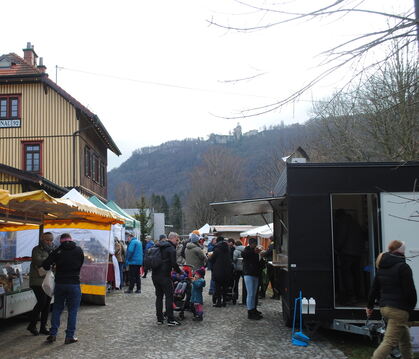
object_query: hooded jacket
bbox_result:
[42,241,84,285]
[125,237,143,266]
[191,277,206,304]
[209,241,233,282]
[233,245,245,272]
[151,240,181,278]
[367,252,417,312]
[29,241,53,286]
[185,242,206,270]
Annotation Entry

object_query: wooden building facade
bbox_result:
[0,43,120,200]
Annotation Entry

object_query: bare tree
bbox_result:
[209,0,418,118]
[310,41,419,161]
[185,147,244,228]
[114,181,137,208]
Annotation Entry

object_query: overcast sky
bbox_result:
[2,0,413,169]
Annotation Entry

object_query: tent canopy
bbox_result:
[0,190,124,225]
[62,188,95,206]
[89,196,134,228]
[106,200,139,229]
[240,223,273,238]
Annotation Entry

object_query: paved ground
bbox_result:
[0,277,346,359]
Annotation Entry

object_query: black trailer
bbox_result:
[211,161,419,336]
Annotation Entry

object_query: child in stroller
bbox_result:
[171,265,193,320]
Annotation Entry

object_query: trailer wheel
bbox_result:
[281,298,292,327]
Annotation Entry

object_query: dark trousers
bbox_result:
[233,270,246,303]
[128,265,141,291]
[152,275,174,321]
[29,285,52,328]
[214,279,230,304]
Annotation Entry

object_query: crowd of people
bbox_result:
[142,231,278,324]
[27,228,417,358]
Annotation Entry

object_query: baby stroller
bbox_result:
[171,265,193,320]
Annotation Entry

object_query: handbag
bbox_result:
[41,270,55,297]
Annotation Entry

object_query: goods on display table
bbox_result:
[0,189,125,317]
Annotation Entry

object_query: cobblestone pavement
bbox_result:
[0,277,346,359]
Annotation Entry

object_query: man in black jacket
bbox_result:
[42,233,84,344]
[151,232,182,326]
[366,240,417,359]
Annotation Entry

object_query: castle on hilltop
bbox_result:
[208,123,258,144]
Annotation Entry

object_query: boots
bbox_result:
[248,309,263,320]
[221,295,227,307]
[193,314,203,321]
[27,323,39,336]
[39,324,50,335]
[213,296,222,308]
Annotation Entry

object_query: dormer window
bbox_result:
[0,58,11,68]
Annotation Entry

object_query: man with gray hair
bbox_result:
[151,231,182,326]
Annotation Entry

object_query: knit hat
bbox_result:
[388,240,406,255]
[192,230,200,235]
[195,268,205,278]
[159,234,167,241]
[190,233,200,243]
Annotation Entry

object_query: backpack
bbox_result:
[144,246,163,270]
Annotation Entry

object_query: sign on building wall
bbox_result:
[0,119,21,128]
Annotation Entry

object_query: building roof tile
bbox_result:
[0,52,121,156]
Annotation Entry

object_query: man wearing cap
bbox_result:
[366,240,417,359]
[42,233,84,344]
[185,233,206,271]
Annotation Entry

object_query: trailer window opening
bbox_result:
[331,193,378,309]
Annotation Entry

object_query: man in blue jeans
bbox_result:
[42,233,84,344]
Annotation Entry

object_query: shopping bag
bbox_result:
[41,270,55,297]
[37,266,47,277]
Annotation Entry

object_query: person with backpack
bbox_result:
[150,232,183,326]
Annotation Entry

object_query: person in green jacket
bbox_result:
[27,232,54,336]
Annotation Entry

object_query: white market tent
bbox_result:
[240,223,273,238]
[62,188,96,206]
[197,223,211,235]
